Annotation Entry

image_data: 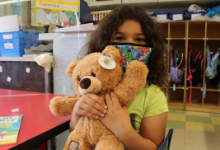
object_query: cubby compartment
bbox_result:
[170,22,186,39]
[204,91,220,107]
[158,22,168,39]
[188,40,205,56]
[207,21,220,38]
[187,40,205,88]
[205,40,220,89]
[168,89,184,104]
[170,40,185,53]
[206,40,220,53]
[188,21,205,39]
[186,89,203,105]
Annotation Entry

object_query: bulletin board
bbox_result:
[30,0,76,27]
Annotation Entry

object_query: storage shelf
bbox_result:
[186,87,203,90]
[160,21,220,113]
[168,100,184,105]
[206,38,220,40]
[169,87,184,90]
[0,57,35,62]
[206,89,220,92]
[188,38,205,40]
[185,102,203,107]
[169,38,186,40]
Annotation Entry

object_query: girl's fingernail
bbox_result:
[101,114,104,117]
[105,105,107,109]
[96,116,99,119]
[104,110,107,113]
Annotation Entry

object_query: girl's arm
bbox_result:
[100,92,168,150]
[118,113,168,150]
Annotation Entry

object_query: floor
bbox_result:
[166,109,220,150]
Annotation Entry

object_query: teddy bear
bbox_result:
[49,46,148,150]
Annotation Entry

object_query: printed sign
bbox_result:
[36,0,79,12]
[4,43,13,49]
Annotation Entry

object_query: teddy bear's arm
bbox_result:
[49,95,79,116]
[114,60,148,106]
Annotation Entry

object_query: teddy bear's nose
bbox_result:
[80,78,91,89]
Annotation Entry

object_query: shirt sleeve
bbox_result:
[144,89,168,118]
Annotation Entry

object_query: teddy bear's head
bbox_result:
[66,46,123,96]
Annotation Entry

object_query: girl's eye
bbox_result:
[78,76,81,81]
[92,72,96,77]
[136,37,145,42]
[115,37,125,41]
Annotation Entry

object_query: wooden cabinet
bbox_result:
[159,21,220,113]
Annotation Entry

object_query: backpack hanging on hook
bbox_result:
[170,49,185,87]
[187,44,204,104]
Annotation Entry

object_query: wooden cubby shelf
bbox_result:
[159,21,220,114]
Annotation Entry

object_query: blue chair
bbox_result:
[157,129,174,150]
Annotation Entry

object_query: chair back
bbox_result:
[157,129,174,150]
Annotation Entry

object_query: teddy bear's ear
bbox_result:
[102,46,120,63]
[66,59,80,77]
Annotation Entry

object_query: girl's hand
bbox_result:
[73,94,107,119]
[99,92,132,137]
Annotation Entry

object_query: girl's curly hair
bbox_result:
[81,5,167,87]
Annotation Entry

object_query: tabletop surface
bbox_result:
[0,89,71,150]
[0,88,43,96]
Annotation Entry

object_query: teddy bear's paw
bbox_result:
[126,60,149,78]
[49,96,75,116]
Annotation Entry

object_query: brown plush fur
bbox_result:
[49,46,148,150]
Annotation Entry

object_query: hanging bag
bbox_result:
[210,49,220,88]
[170,49,185,87]
[205,45,219,79]
[187,44,204,104]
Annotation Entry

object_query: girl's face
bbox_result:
[112,20,147,45]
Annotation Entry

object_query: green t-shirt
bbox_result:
[127,83,168,134]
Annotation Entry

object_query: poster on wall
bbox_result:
[0,5,4,17]
[11,1,23,7]
[35,0,79,12]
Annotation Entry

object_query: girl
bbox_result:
[69,5,168,150]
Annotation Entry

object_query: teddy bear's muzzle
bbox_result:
[78,76,102,95]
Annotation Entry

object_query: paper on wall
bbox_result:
[0,5,4,17]
[0,15,19,33]
[31,13,35,25]
[46,13,59,24]
[157,14,167,20]
[13,7,21,16]
[36,9,46,24]
[59,11,69,22]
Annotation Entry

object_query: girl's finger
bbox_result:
[79,109,99,119]
[84,99,107,114]
[80,103,105,118]
[110,92,120,107]
[87,94,107,109]
[105,93,113,108]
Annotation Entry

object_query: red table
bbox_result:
[0,90,71,150]
[0,88,43,96]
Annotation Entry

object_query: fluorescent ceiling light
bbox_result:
[0,0,30,5]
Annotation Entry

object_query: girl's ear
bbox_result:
[102,46,120,63]
[66,59,80,77]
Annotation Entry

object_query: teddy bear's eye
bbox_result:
[78,76,81,81]
[92,72,96,77]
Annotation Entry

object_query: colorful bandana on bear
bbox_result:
[111,43,153,70]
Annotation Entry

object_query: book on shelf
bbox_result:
[0,115,22,145]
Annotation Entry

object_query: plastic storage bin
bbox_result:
[171,11,184,21]
[155,12,169,20]
[0,31,41,57]
[190,11,205,20]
